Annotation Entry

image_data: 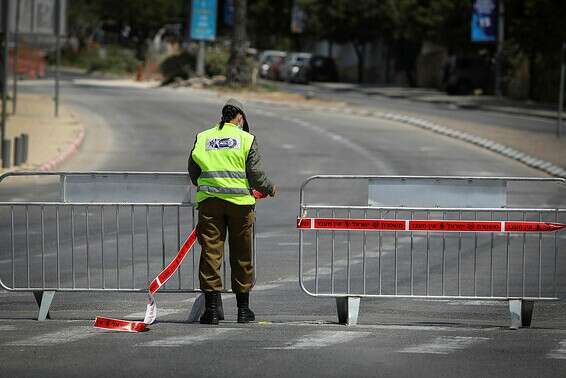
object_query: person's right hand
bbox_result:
[270,185,277,197]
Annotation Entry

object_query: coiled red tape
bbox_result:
[93,228,198,332]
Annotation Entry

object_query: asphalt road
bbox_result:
[0,77,565,377]
[276,81,560,135]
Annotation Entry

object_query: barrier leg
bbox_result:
[33,291,55,321]
[187,294,225,323]
[336,297,360,326]
[509,300,534,329]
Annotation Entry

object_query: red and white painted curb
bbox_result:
[94,228,198,332]
[38,126,85,171]
[297,217,565,233]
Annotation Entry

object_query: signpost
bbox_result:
[471,0,503,97]
[558,42,566,139]
[190,0,217,77]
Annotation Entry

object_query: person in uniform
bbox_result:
[188,98,275,324]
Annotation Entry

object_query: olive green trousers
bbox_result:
[197,197,255,293]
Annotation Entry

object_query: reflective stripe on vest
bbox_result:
[199,171,247,179]
[197,185,251,195]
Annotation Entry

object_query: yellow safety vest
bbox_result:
[191,123,256,205]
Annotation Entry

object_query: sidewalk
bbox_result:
[2,93,85,173]
[313,83,561,121]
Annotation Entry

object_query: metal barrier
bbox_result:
[298,175,566,328]
[0,171,256,320]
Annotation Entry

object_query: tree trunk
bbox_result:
[528,48,536,100]
[227,0,251,86]
[353,42,365,83]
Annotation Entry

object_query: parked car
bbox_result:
[280,52,312,83]
[309,55,339,82]
[280,53,339,84]
[443,55,493,95]
[258,50,287,80]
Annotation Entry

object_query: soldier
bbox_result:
[188,98,275,324]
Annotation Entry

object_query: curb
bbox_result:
[247,97,566,179]
[38,125,85,171]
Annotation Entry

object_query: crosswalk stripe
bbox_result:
[265,330,370,350]
[399,336,489,355]
[5,326,97,346]
[137,328,239,347]
[547,340,566,360]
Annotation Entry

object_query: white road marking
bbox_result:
[253,283,282,291]
[265,330,370,350]
[547,340,566,360]
[399,336,489,354]
[0,325,16,331]
[138,328,238,347]
[6,326,97,346]
[446,300,505,306]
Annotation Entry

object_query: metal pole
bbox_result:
[12,0,20,115]
[495,0,504,97]
[196,40,205,77]
[1,0,10,167]
[558,42,565,139]
[54,0,61,117]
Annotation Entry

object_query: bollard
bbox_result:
[13,136,20,166]
[20,133,28,163]
[1,139,10,168]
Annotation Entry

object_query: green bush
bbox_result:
[159,51,195,84]
[57,45,140,75]
[205,48,229,77]
[159,47,229,84]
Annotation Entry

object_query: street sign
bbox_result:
[190,0,217,41]
[471,0,497,42]
[0,0,67,36]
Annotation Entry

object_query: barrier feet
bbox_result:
[336,297,360,326]
[33,291,55,321]
[509,300,534,330]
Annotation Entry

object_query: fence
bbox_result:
[298,175,566,328]
[0,171,256,320]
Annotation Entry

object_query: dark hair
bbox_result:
[219,105,241,129]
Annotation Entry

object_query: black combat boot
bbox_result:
[236,292,255,323]
[200,292,220,325]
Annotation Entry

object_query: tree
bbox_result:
[247,0,295,50]
[227,0,251,85]
[300,0,387,83]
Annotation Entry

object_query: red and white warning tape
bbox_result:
[297,217,565,233]
[93,228,198,332]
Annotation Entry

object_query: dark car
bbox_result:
[309,55,338,82]
[282,54,339,84]
[443,55,493,95]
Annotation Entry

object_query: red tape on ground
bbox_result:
[93,228,198,333]
[297,217,565,233]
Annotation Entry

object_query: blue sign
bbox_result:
[190,0,217,41]
[223,0,234,26]
[472,0,497,42]
[471,0,497,42]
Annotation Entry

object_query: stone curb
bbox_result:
[247,97,566,179]
[38,125,86,171]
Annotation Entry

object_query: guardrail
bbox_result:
[0,171,256,320]
[298,175,566,328]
